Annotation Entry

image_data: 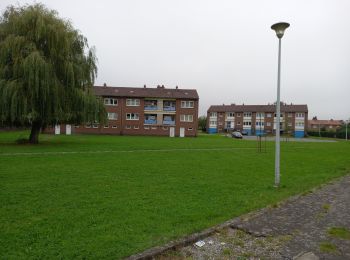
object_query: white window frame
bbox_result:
[210,112,217,117]
[126,99,140,106]
[243,112,252,117]
[227,112,235,118]
[266,122,271,127]
[107,112,118,120]
[126,113,139,120]
[104,98,118,106]
[180,114,193,122]
[125,125,131,129]
[296,113,304,118]
[181,101,194,108]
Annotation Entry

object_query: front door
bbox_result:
[66,124,71,135]
[54,125,60,135]
[169,127,175,137]
[180,127,185,137]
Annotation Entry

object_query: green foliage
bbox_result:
[319,242,338,254]
[0,4,105,129]
[198,115,207,131]
[0,132,350,258]
[328,227,350,240]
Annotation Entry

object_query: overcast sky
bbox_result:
[2,0,350,119]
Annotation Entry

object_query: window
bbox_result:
[104,125,109,128]
[107,112,117,120]
[236,113,241,117]
[134,126,139,129]
[74,125,80,128]
[85,123,91,128]
[256,122,264,126]
[162,126,168,130]
[237,121,241,125]
[125,125,131,129]
[210,112,217,117]
[188,127,193,131]
[112,125,117,128]
[104,98,118,106]
[181,101,194,108]
[92,124,99,128]
[256,113,264,118]
[144,126,150,130]
[266,122,271,127]
[288,113,293,117]
[151,126,157,130]
[180,114,193,122]
[274,113,283,117]
[227,112,235,118]
[243,112,252,117]
[288,123,292,127]
[126,113,139,120]
[209,121,217,126]
[126,99,140,106]
[296,122,304,127]
[267,113,272,118]
[296,113,304,118]
[243,121,251,126]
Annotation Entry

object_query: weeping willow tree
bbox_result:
[0,4,106,144]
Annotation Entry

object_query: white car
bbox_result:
[231,131,243,139]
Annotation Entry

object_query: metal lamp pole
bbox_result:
[271,22,290,187]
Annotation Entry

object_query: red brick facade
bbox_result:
[47,85,199,137]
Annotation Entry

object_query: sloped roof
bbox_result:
[93,86,199,99]
[308,119,343,126]
[207,104,308,113]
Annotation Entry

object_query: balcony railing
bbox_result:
[144,106,159,111]
[163,120,175,125]
[144,119,157,124]
[163,106,176,111]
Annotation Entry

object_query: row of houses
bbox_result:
[52,84,341,138]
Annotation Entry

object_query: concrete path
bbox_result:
[165,175,350,259]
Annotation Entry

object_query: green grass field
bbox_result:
[1,131,349,259]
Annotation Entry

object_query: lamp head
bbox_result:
[271,22,290,38]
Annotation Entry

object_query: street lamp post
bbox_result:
[346,120,349,141]
[271,22,290,188]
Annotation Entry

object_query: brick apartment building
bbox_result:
[308,119,343,132]
[52,85,199,137]
[207,103,308,137]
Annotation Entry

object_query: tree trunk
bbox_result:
[29,121,42,144]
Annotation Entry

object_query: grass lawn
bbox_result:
[1,131,349,259]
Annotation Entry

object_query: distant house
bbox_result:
[308,119,343,132]
[206,103,308,138]
[48,84,199,137]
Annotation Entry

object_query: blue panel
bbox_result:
[243,129,252,135]
[208,128,217,134]
[294,130,305,138]
[255,130,265,136]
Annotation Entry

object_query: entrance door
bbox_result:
[54,125,60,135]
[169,127,175,137]
[180,127,185,137]
[66,124,71,135]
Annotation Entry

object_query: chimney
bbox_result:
[143,84,146,88]
[103,83,107,87]
[157,85,161,88]
[161,85,164,88]
[176,85,178,89]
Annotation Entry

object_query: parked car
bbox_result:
[231,131,243,139]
